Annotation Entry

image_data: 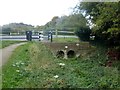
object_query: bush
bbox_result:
[75,27,91,41]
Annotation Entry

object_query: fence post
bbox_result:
[50,31,53,42]
[56,29,58,38]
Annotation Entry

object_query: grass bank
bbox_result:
[2,41,120,88]
[0,40,26,49]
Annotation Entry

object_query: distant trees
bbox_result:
[66,14,90,41]
[2,27,12,35]
[43,14,90,40]
[44,16,59,30]
[1,23,35,35]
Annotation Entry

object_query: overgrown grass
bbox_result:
[2,42,120,88]
[53,37,80,43]
[0,40,26,49]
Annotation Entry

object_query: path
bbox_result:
[0,42,26,67]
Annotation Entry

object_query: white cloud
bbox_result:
[0,0,79,26]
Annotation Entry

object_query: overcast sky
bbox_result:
[0,0,79,26]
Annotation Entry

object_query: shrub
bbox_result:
[75,27,91,41]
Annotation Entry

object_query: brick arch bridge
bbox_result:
[44,42,94,59]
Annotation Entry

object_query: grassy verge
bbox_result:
[53,37,80,43]
[2,42,31,88]
[2,42,120,88]
[0,40,26,49]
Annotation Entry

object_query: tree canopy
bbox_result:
[76,1,120,45]
[1,23,35,35]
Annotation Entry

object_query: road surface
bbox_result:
[0,35,78,41]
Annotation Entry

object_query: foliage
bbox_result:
[2,27,12,35]
[1,23,35,35]
[35,25,44,31]
[76,2,120,45]
[43,14,90,41]
[43,16,59,30]
[75,26,91,41]
[58,14,88,30]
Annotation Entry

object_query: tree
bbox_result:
[2,23,35,35]
[44,16,59,30]
[2,27,12,35]
[43,14,90,40]
[76,1,120,45]
[65,14,91,41]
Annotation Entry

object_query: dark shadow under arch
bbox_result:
[67,50,75,58]
[56,50,64,58]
